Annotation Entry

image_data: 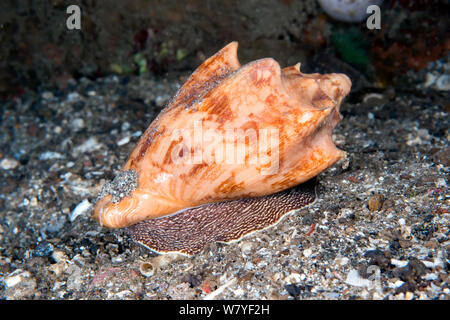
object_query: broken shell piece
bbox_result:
[93,42,351,255]
[139,261,155,277]
[139,253,184,276]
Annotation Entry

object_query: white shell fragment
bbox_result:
[70,199,92,222]
[345,269,371,287]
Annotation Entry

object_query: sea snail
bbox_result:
[93,42,351,256]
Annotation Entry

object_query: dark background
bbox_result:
[1,0,449,99]
[0,0,449,300]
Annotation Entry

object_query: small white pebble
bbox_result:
[284,272,302,284]
[121,121,130,131]
[404,292,414,300]
[336,256,350,266]
[70,199,92,222]
[111,255,124,264]
[244,262,254,271]
[324,292,340,299]
[72,137,102,156]
[131,130,142,137]
[5,270,31,288]
[70,118,85,131]
[435,74,450,91]
[272,272,283,282]
[340,208,354,218]
[233,288,245,296]
[155,95,169,107]
[39,151,64,160]
[303,248,313,258]
[239,241,254,255]
[30,197,38,207]
[391,259,409,267]
[436,178,446,188]
[5,274,22,287]
[67,92,80,101]
[117,136,131,146]
[423,72,437,87]
[422,258,444,269]
[0,158,20,170]
[422,273,439,281]
[389,279,405,289]
[417,128,431,140]
[42,91,54,99]
[52,250,68,263]
[345,270,371,287]
[115,290,132,299]
[398,218,406,226]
